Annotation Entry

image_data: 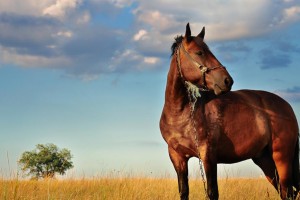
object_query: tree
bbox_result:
[18,143,74,179]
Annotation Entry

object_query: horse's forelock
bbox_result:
[171,35,184,56]
[171,35,210,57]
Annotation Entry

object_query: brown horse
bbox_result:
[160,23,299,200]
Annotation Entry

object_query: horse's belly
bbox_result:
[216,137,267,163]
[216,120,271,163]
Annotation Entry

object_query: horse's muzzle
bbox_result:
[214,76,234,95]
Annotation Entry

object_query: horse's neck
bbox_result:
[164,58,189,112]
[163,57,208,117]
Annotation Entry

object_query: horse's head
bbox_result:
[174,23,233,96]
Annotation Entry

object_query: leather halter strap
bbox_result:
[176,43,225,91]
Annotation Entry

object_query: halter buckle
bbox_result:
[200,66,208,73]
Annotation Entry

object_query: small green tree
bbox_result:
[18,143,73,179]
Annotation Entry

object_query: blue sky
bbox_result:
[1,0,300,178]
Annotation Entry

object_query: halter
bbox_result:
[175,43,226,92]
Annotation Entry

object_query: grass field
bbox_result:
[0,176,281,200]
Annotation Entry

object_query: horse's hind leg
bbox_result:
[292,137,300,198]
[168,146,189,200]
[273,149,295,199]
[252,150,279,192]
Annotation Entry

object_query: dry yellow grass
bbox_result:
[0,176,280,200]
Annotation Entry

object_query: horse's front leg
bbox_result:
[204,159,218,200]
[200,145,218,200]
[168,146,189,200]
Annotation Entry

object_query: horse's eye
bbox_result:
[196,51,203,56]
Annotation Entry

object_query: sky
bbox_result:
[0,0,300,179]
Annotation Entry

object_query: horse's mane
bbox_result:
[171,35,183,56]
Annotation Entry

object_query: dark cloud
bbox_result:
[0,12,59,27]
[0,13,60,57]
[214,41,252,63]
[256,34,300,70]
[259,49,292,70]
[276,40,300,53]
[62,26,122,58]
[275,86,300,102]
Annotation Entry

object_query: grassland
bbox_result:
[0,176,281,200]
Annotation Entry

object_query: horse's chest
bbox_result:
[160,117,200,156]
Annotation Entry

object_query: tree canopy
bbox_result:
[18,143,73,179]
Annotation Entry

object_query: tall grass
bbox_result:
[0,175,280,200]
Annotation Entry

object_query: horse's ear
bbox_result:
[185,23,192,42]
[197,27,205,39]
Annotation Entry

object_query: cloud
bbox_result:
[0,0,54,16]
[133,29,148,41]
[281,6,300,24]
[76,11,90,25]
[257,37,300,70]
[43,0,82,19]
[0,0,300,80]
[0,46,70,68]
[131,0,300,70]
[132,0,300,41]
[57,31,73,37]
[259,49,292,70]
[215,41,252,63]
[275,86,300,102]
[144,57,158,64]
[109,49,162,72]
[0,4,129,78]
[0,13,62,57]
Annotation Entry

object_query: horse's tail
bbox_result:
[293,134,300,195]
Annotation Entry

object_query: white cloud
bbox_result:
[135,10,180,33]
[282,6,300,24]
[109,49,162,71]
[110,49,140,70]
[129,0,300,68]
[76,11,91,25]
[144,57,159,64]
[43,0,82,19]
[132,0,300,41]
[0,0,54,16]
[133,29,147,41]
[0,0,83,20]
[57,31,73,38]
[107,0,133,8]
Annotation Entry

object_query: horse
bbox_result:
[160,23,299,200]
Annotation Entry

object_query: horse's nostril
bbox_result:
[224,77,233,88]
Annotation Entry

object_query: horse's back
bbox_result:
[235,90,296,117]
[221,89,297,122]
